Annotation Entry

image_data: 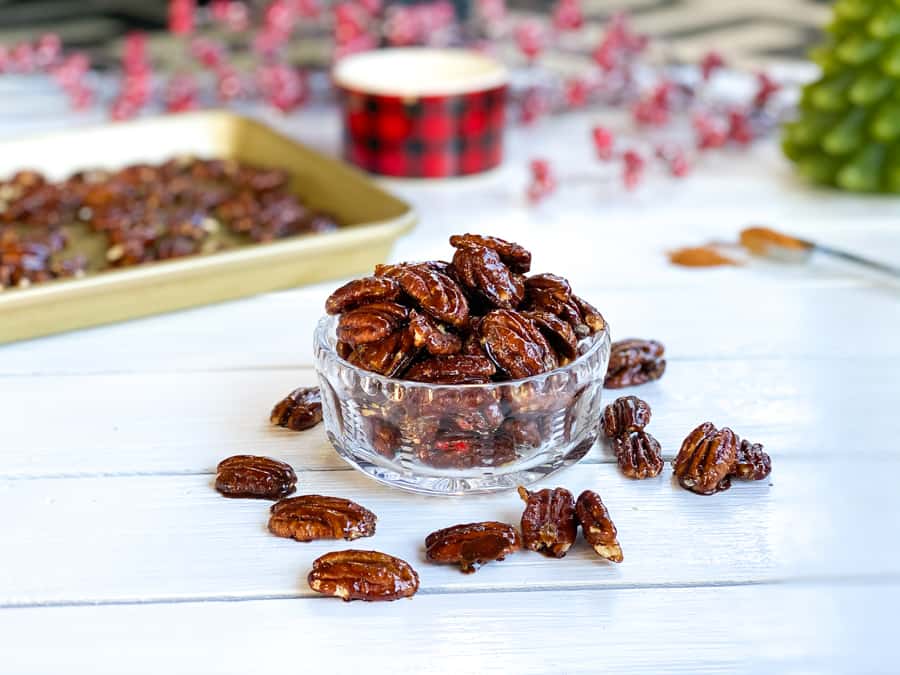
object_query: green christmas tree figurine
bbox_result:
[783,0,900,193]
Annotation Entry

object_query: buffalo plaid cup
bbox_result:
[333,49,508,178]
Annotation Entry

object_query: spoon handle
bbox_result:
[814,243,900,279]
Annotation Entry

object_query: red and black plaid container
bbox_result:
[333,49,508,178]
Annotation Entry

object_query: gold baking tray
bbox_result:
[0,111,416,344]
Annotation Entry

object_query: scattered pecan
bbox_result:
[215,455,297,499]
[425,521,522,573]
[604,338,667,389]
[270,386,323,431]
[479,310,558,379]
[732,438,772,481]
[307,550,419,602]
[575,490,623,562]
[377,262,469,328]
[673,422,738,495]
[325,276,402,315]
[347,328,419,377]
[409,310,462,355]
[601,395,652,438]
[450,233,532,273]
[336,301,409,346]
[452,244,525,309]
[404,354,496,384]
[524,310,578,360]
[518,485,577,558]
[269,495,377,541]
[613,430,664,479]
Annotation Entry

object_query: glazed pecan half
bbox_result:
[523,273,583,328]
[479,309,558,379]
[518,485,577,558]
[451,244,525,310]
[604,339,666,389]
[425,521,521,573]
[409,310,462,355]
[404,354,496,384]
[325,275,401,314]
[270,386,323,431]
[673,422,738,495]
[573,295,606,335]
[336,301,409,346]
[376,262,469,328]
[307,550,419,602]
[601,395,652,438]
[215,455,297,499]
[268,495,377,541]
[347,328,419,377]
[449,233,532,273]
[613,430,664,479]
[575,490,623,562]
[732,438,772,481]
[524,310,578,360]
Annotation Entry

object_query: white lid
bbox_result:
[333,48,508,97]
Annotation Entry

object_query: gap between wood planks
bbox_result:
[3,575,899,611]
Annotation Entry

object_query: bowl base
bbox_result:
[328,431,596,496]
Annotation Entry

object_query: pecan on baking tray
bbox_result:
[575,490,623,562]
[268,495,377,541]
[215,455,297,499]
[601,395,652,438]
[270,386,323,431]
[672,422,738,495]
[613,431,664,479]
[425,521,521,573]
[307,550,419,602]
[517,485,577,558]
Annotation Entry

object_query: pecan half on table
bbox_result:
[425,521,521,573]
[604,339,667,389]
[613,431,664,479]
[672,422,739,495]
[517,485,577,558]
[601,395,652,438]
[575,490,623,563]
[733,438,772,481]
[215,455,297,499]
[268,495,376,542]
[270,386,323,431]
[308,550,420,602]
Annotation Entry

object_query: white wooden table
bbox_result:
[2,100,899,674]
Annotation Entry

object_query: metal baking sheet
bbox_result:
[0,111,416,344]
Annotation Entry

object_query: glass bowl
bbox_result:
[313,315,611,495]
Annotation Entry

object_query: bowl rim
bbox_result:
[314,313,610,390]
[332,47,509,98]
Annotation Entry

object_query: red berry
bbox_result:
[530,158,552,182]
[515,21,544,62]
[35,33,62,69]
[552,0,583,32]
[168,0,196,35]
[564,78,589,108]
[69,85,94,110]
[165,74,199,113]
[591,126,614,160]
[622,150,644,190]
[700,51,724,81]
[692,112,727,150]
[519,87,546,125]
[191,38,225,68]
[753,72,780,108]
[727,110,753,145]
[11,42,35,73]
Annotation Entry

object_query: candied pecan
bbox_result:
[347,328,419,377]
[337,301,409,346]
[270,386,323,431]
[673,422,738,495]
[496,416,545,448]
[573,295,606,335]
[732,438,772,481]
[377,262,469,328]
[215,455,297,499]
[418,430,515,469]
[524,310,578,360]
[601,395,652,438]
[409,310,462,355]
[479,310,558,379]
[404,354,496,384]
[325,275,402,314]
[613,431,664,479]
[575,490,623,562]
[368,417,401,458]
[425,521,521,573]
[450,233,532,273]
[517,485,577,558]
[524,273,582,327]
[269,495,377,541]
[307,550,419,602]
[605,339,666,389]
[451,244,525,309]
[336,341,353,359]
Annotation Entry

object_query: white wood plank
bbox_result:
[2,284,898,375]
[2,358,895,478]
[2,460,897,606]
[0,582,893,674]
